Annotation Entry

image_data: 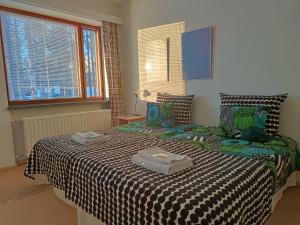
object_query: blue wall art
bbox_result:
[182,26,213,80]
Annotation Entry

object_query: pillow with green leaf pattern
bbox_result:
[220,105,271,142]
[160,102,175,128]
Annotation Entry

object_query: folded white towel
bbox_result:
[132,154,194,175]
[71,134,109,145]
[75,131,104,140]
[138,147,188,165]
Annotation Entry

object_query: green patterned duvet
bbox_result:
[115,122,198,140]
[115,122,299,191]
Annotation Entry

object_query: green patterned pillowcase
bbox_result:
[220,106,271,141]
[146,102,161,127]
[160,102,175,128]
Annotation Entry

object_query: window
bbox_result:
[145,39,169,83]
[83,29,101,98]
[0,7,104,105]
[138,22,185,101]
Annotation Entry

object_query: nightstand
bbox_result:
[117,115,145,125]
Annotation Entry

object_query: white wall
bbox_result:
[12,0,121,18]
[0,0,121,168]
[120,0,300,144]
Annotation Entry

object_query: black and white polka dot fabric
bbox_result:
[252,153,291,192]
[220,93,288,136]
[157,92,194,125]
[25,130,273,225]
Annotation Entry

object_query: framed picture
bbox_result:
[182,27,213,80]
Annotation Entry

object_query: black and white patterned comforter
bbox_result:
[25,130,273,225]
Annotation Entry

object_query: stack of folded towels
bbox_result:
[132,147,193,175]
[71,131,109,145]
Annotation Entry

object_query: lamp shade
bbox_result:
[143,89,151,98]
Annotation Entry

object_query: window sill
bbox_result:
[7,100,109,110]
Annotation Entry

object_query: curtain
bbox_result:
[102,21,123,126]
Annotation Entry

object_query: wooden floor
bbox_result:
[0,165,299,225]
[265,186,300,225]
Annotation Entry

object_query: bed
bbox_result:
[116,122,299,193]
[24,122,299,225]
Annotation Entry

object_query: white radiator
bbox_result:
[22,109,112,157]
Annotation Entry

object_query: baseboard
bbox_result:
[15,155,28,165]
[0,164,17,172]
